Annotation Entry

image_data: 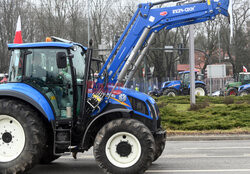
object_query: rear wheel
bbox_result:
[227,88,238,96]
[0,99,46,174]
[40,137,60,164]
[94,118,155,174]
[195,84,207,96]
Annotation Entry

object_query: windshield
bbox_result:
[9,47,85,83]
[179,73,190,82]
[8,49,23,82]
[239,74,250,83]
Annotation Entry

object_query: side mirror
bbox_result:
[56,52,67,69]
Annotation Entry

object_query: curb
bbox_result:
[166,134,250,141]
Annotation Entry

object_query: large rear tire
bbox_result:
[195,84,207,96]
[0,99,46,174]
[40,137,60,164]
[94,118,155,174]
[226,87,238,96]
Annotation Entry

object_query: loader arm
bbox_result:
[97,0,230,86]
[87,0,230,112]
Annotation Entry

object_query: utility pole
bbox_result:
[189,25,196,105]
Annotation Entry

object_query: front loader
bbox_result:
[0,0,232,173]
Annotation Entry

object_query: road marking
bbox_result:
[159,154,250,159]
[182,146,250,150]
[60,154,250,160]
[146,169,250,173]
[61,155,94,159]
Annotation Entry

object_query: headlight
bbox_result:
[146,100,157,118]
[154,103,159,116]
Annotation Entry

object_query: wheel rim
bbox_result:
[105,132,141,168]
[240,92,248,96]
[195,87,205,96]
[167,92,176,97]
[0,115,25,162]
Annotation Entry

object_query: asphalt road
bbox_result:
[27,140,250,174]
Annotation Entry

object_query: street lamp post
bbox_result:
[189,25,196,105]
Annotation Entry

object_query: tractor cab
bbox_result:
[8,42,87,119]
[238,72,250,85]
[178,71,204,88]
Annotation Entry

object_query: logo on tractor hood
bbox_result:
[160,11,168,16]
[173,6,195,14]
[119,94,127,102]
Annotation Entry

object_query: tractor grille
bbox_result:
[128,96,148,115]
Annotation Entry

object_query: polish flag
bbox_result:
[243,66,248,72]
[13,16,23,44]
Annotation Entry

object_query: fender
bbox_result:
[81,108,132,148]
[195,81,206,86]
[163,81,181,91]
[188,81,206,88]
[0,83,55,121]
[239,84,250,91]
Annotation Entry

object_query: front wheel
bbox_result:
[0,99,46,174]
[94,118,155,174]
[163,89,177,97]
[238,90,249,96]
[153,131,166,162]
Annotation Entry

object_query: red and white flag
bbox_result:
[243,66,248,72]
[13,16,23,44]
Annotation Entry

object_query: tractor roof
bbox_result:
[8,42,87,51]
[239,72,250,75]
[179,70,199,74]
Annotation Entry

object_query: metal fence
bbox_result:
[126,76,235,95]
[204,77,234,95]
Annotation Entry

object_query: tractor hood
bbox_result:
[91,86,158,120]
[227,82,242,89]
[161,80,181,90]
[238,84,250,91]
[120,87,156,104]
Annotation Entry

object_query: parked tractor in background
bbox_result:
[226,72,250,96]
[161,71,207,97]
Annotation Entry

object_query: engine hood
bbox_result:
[119,87,156,104]
[161,80,181,90]
[239,84,250,91]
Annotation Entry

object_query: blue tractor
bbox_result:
[0,0,230,173]
[161,71,207,96]
[238,83,250,96]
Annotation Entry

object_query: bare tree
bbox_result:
[220,0,250,75]
[0,0,33,72]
